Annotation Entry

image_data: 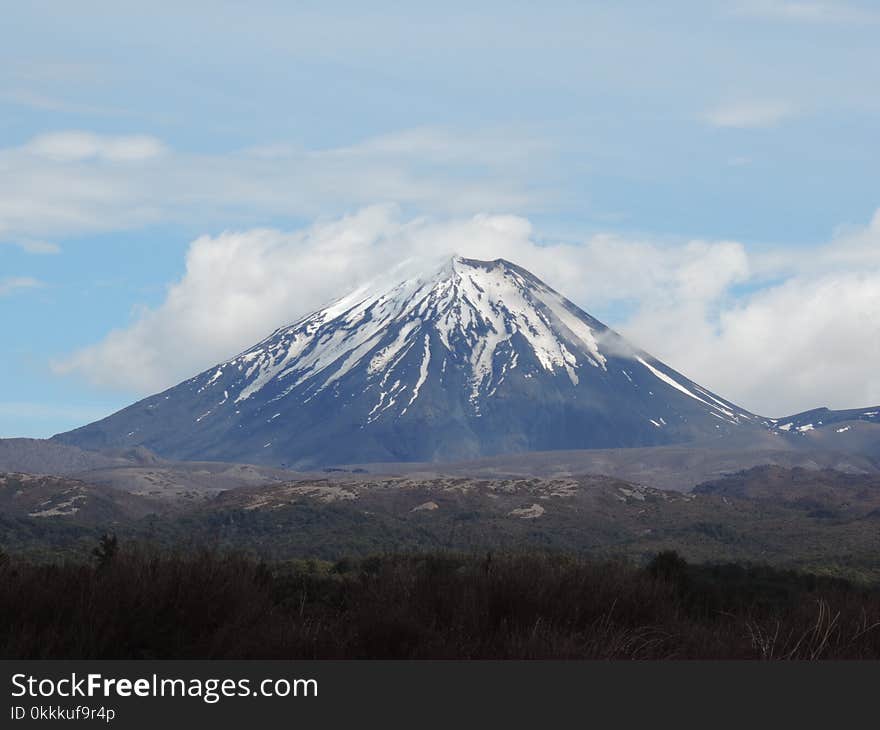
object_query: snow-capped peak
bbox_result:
[208,256,611,414]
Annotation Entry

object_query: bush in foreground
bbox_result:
[0,547,878,659]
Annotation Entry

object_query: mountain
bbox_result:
[54,256,768,468]
[768,406,880,464]
[772,406,880,434]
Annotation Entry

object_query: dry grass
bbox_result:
[1,547,878,659]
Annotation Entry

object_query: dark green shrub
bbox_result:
[93,533,119,569]
[647,550,689,586]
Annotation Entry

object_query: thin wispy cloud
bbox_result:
[736,1,880,24]
[0,128,550,244]
[1,239,61,255]
[0,89,125,116]
[24,131,167,163]
[0,276,44,297]
[15,240,61,255]
[703,100,797,129]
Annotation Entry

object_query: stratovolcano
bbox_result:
[54,256,763,467]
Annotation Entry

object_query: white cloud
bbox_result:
[6,240,61,255]
[54,207,545,391]
[49,207,751,394]
[0,128,547,244]
[0,276,44,296]
[623,213,880,415]
[55,206,880,416]
[703,100,796,128]
[627,270,880,416]
[23,131,167,163]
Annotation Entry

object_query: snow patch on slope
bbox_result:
[636,356,742,423]
[402,334,431,414]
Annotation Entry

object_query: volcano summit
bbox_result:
[55,256,763,467]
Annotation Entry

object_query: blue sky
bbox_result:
[3,1,880,437]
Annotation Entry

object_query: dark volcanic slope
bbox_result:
[54,256,769,468]
[0,438,131,475]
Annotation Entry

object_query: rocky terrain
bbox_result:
[1,464,878,581]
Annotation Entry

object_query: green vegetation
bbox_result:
[92,532,119,568]
[1,543,878,659]
[3,466,880,581]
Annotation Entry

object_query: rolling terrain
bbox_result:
[2,464,878,581]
